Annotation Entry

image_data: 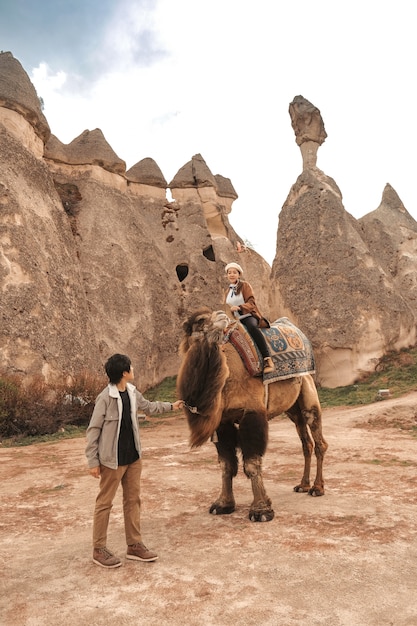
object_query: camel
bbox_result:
[177,308,328,522]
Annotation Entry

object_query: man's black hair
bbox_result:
[105,354,131,384]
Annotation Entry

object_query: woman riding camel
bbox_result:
[224,262,274,374]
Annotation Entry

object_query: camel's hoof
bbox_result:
[209,502,235,515]
[308,486,325,497]
[249,509,275,522]
[293,484,310,493]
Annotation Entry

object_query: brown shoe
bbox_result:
[126,542,158,562]
[263,357,274,374]
[93,547,122,568]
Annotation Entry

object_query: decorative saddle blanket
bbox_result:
[224,317,315,382]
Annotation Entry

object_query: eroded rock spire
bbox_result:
[289,95,327,169]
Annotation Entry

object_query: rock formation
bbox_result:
[289,95,327,169]
[0,52,269,389]
[358,184,417,312]
[1,53,416,390]
[45,129,126,175]
[271,97,416,386]
[0,118,101,378]
[126,158,167,187]
[0,51,50,146]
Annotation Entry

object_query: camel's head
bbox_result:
[180,308,230,353]
[211,310,230,331]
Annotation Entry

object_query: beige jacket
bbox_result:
[85,383,172,470]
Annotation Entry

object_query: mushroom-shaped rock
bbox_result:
[126,157,167,188]
[289,95,327,170]
[43,134,70,163]
[289,95,327,146]
[214,174,238,200]
[0,51,50,142]
[44,129,126,175]
[169,153,217,189]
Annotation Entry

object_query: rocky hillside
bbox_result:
[270,96,416,386]
[0,52,270,389]
[0,53,416,389]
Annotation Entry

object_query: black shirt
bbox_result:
[117,390,140,466]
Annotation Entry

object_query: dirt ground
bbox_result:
[1,392,417,626]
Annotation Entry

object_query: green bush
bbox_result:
[318,347,417,407]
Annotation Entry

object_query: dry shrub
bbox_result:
[0,370,107,438]
[54,369,107,427]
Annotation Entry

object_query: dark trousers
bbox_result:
[241,316,270,359]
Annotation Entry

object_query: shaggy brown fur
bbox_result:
[177,308,328,522]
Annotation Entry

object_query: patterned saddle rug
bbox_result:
[224,317,315,382]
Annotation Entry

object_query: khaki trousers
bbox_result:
[93,458,142,548]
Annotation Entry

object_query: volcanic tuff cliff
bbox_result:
[271,97,417,385]
[0,53,416,389]
[0,52,270,389]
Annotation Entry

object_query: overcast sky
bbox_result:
[1,0,415,265]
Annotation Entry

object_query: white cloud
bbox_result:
[26,0,417,265]
[32,63,67,90]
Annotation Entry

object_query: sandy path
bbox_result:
[1,392,416,625]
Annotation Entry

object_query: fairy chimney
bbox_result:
[289,95,327,169]
[169,153,238,239]
[44,129,126,175]
[270,98,416,387]
[359,184,417,311]
[0,51,50,156]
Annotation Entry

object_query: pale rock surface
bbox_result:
[271,96,416,387]
[271,151,416,387]
[358,184,417,312]
[169,153,238,240]
[168,154,268,314]
[0,54,269,387]
[0,51,50,143]
[0,108,44,158]
[44,129,126,175]
[0,124,101,380]
[1,52,416,390]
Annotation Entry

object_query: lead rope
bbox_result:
[183,402,200,414]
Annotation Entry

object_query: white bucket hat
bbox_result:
[225,262,243,275]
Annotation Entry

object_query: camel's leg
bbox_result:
[287,392,328,496]
[210,421,238,515]
[307,406,328,496]
[240,409,274,522]
[299,375,328,496]
[287,407,314,493]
